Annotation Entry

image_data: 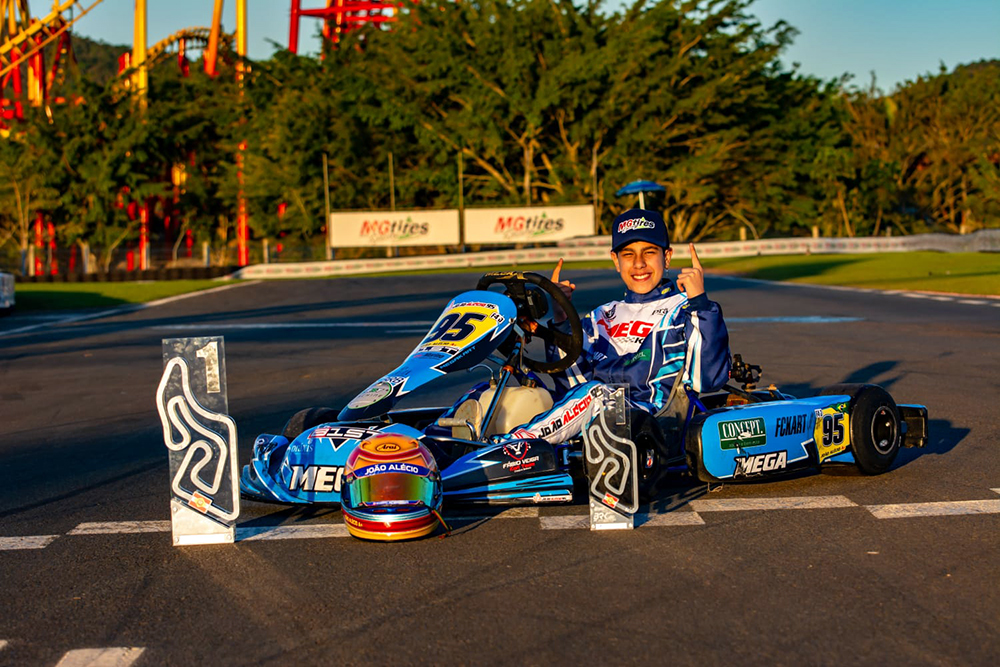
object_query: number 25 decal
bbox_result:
[822,413,845,446]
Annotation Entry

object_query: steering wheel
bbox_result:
[476,271,583,374]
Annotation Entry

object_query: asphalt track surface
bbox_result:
[1,270,998,666]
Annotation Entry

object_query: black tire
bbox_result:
[631,410,667,502]
[281,407,340,440]
[821,384,900,475]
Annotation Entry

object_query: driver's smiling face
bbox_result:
[611,241,672,294]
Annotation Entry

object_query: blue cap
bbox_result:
[611,209,669,253]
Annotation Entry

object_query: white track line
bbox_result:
[237,524,349,541]
[0,281,259,338]
[54,647,145,667]
[69,521,170,535]
[540,515,590,530]
[866,499,1000,519]
[958,299,987,305]
[0,535,59,550]
[448,507,540,520]
[540,511,704,529]
[690,496,857,511]
[637,511,706,527]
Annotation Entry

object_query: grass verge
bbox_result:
[12,280,231,311]
[700,252,1000,296]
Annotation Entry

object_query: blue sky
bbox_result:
[29,0,1000,91]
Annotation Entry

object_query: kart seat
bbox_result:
[440,381,554,440]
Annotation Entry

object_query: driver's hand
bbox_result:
[551,258,576,324]
[676,243,706,298]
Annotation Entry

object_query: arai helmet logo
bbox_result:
[617,217,655,234]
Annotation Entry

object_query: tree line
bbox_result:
[1,0,997,271]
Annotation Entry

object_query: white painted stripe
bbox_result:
[540,515,590,530]
[143,281,259,308]
[155,321,434,331]
[928,296,954,302]
[236,524,349,541]
[69,521,170,535]
[448,507,539,521]
[55,647,145,667]
[0,535,59,550]
[902,292,931,299]
[689,496,857,511]
[540,511,704,529]
[957,299,987,305]
[992,488,1000,495]
[867,499,1000,519]
[637,511,705,527]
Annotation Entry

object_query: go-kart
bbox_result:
[239,271,929,508]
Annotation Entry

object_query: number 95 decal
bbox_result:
[814,406,850,462]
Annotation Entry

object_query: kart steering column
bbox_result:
[478,340,521,441]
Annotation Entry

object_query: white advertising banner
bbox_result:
[464,205,595,245]
[329,209,460,247]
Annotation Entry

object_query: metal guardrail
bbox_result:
[232,230,1000,280]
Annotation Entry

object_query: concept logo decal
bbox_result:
[718,417,767,449]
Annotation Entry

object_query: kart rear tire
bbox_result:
[821,384,901,475]
[631,410,666,502]
[282,407,340,440]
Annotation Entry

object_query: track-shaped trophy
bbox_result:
[582,384,639,530]
[156,337,240,545]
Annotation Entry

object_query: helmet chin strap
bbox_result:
[431,508,452,538]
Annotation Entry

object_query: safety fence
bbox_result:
[232,229,1000,280]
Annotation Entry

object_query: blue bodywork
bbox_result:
[240,279,928,507]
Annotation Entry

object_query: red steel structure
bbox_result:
[0,0,88,135]
[288,0,400,52]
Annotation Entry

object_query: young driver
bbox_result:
[498,208,731,443]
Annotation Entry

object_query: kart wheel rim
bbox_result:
[870,406,897,455]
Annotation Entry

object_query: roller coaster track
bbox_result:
[147,27,235,66]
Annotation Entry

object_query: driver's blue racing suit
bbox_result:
[499,278,731,444]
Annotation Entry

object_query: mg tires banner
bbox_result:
[464,205,595,245]
[330,209,460,247]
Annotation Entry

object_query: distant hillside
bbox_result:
[69,33,128,85]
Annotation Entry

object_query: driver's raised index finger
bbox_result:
[552,258,564,283]
[689,243,703,270]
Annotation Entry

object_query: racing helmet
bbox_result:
[340,433,444,541]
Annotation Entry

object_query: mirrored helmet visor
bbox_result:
[345,468,437,510]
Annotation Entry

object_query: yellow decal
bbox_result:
[815,404,851,462]
[422,304,498,349]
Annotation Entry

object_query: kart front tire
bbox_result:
[821,384,901,475]
[282,407,340,440]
